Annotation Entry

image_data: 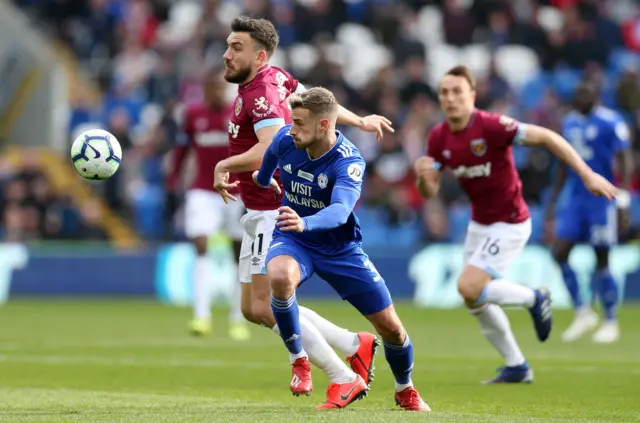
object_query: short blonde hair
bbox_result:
[288,87,338,116]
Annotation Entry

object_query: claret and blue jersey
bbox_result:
[255,124,392,315]
[557,106,630,246]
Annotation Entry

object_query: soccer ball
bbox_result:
[70,129,122,180]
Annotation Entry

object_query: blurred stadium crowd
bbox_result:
[5,0,640,246]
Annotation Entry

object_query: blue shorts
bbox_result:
[555,199,617,247]
[265,235,393,316]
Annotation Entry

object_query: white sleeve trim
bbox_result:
[513,123,529,145]
[254,118,286,132]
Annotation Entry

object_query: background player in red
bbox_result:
[415,65,618,384]
[212,16,394,399]
[167,68,249,340]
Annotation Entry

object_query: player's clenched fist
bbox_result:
[252,170,282,194]
[414,156,438,179]
[276,206,304,232]
[582,171,619,201]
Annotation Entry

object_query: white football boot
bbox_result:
[592,320,620,344]
[561,308,599,342]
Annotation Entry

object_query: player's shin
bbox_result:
[298,316,356,383]
[471,304,526,367]
[193,255,213,321]
[271,293,305,358]
[594,269,619,321]
[298,306,360,356]
[383,335,414,392]
[560,262,583,309]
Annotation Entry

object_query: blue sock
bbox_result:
[384,336,414,385]
[560,262,583,309]
[594,269,618,321]
[270,294,303,355]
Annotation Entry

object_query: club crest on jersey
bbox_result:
[234,97,243,116]
[318,173,328,189]
[297,169,314,182]
[470,138,487,157]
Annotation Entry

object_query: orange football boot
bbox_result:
[395,386,430,412]
[315,375,368,409]
[346,332,380,386]
[290,357,313,396]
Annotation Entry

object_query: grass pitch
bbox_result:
[0,299,639,422]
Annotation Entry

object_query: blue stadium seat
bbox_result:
[519,72,551,110]
[448,205,471,243]
[607,48,640,77]
[552,68,583,102]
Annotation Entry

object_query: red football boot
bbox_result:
[315,375,368,409]
[395,387,430,412]
[346,332,380,386]
[290,357,313,396]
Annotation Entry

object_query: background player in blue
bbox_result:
[252,87,430,412]
[546,81,634,344]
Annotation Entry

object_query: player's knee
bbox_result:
[267,259,298,297]
[367,307,406,344]
[457,278,484,305]
[551,241,571,264]
[192,237,208,256]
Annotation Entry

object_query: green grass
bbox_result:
[0,299,639,422]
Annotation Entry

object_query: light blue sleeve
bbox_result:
[301,156,365,232]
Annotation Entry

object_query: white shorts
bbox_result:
[184,189,244,240]
[463,219,532,278]
[238,209,279,283]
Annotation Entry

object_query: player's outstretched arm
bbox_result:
[519,124,618,200]
[336,106,394,140]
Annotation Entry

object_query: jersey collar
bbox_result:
[239,64,271,91]
[306,131,344,162]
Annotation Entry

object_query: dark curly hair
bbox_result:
[231,16,279,58]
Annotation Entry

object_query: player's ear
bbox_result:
[319,118,330,132]
[256,49,268,63]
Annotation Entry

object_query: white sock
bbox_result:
[299,306,360,356]
[227,276,244,324]
[193,256,213,320]
[395,381,413,392]
[482,280,536,308]
[471,304,526,367]
[299,316,356,383]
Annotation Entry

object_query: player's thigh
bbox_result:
[555,204,586,246]
[462,221,487,268]
[467,219,532,279]
[242,210,279,277]
[184,189,223,239]
[266,236,314,288]
[315,247,392,316]
[588,203,617,247]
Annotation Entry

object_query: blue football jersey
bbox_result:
[267,124,365,253]
[561,106,630,203]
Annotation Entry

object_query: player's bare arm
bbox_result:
[214,125,281,203]
[336,106,394,141]
[414,156,441,198]
[520,124,618,200]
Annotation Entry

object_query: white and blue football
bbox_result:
[70,129,122,180]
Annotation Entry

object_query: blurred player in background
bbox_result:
[167,68,249,340]
[546,81,634,344]
[214,17,394,394]
[254,87,429,411]
[415,66,618,383]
